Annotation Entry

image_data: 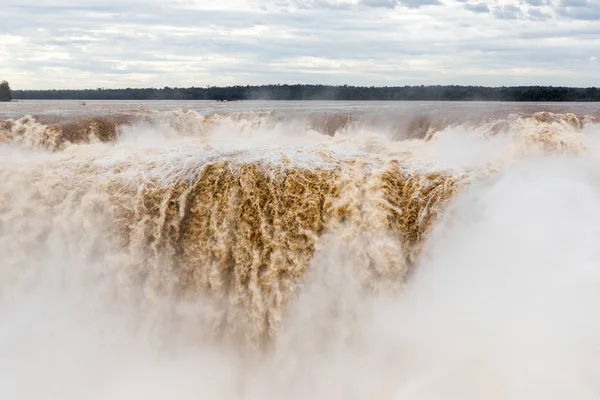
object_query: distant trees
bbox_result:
[9,84,600,102]
[0,81,11,102]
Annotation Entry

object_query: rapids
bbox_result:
[0,100,599,399]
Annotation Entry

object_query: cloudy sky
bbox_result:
[0,0,598,89]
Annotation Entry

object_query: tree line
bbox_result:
[8,84,600,102]
[0,81,11,102]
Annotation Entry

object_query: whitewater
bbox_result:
[1,100,600,400]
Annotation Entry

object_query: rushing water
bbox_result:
[1,100,600,399]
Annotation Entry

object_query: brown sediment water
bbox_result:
[1,101,599,399]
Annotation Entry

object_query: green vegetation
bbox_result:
[11,84,600,102]
[0,81,11,102]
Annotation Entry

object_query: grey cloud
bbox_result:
[560,0,589,6]
[522,0,545,5]
[465,3,490,13]
[293,0,353,10]
[559,8,600,20]
[557,0,600,20]
[398,0,441,8]
[527,7,551,20]
[487,1,557,21]
[359,0,397,8]
[493,4,523,19]
[356,0,442,8]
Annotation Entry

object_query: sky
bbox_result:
[0,0,598,89]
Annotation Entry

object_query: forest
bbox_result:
[10,84,600,102]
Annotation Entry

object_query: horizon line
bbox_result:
[11,84,600,91]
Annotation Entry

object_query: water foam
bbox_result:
[0,104,599,399]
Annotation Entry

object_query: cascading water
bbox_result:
[0,100,599,399]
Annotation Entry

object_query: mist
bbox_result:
[0,102,599,399]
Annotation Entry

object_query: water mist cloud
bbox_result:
[383,156,600,399]
[1,102,600,399]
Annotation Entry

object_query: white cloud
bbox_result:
[1,0,599,89]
